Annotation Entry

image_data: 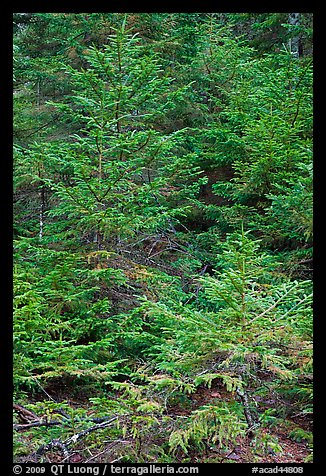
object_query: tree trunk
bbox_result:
[289,13,301,58]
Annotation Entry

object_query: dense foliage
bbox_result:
[13,13,313,464]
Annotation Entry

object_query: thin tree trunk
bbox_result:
[289,13,301,58]
[36,79,41,107]
[39,169,45,241]
[39,197,44,240]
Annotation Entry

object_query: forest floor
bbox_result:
[167,386,311,464]
[14,382,312,464]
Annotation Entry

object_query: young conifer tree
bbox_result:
[30,19,199,250]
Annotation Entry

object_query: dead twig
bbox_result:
[84,439,131,463]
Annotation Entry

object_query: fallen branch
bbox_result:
[36,439,70,461]
[64,417,119,446]
[13,404,40,423]
[14,420,63,431]
[33,416,120,462]
[14,414,120,432]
